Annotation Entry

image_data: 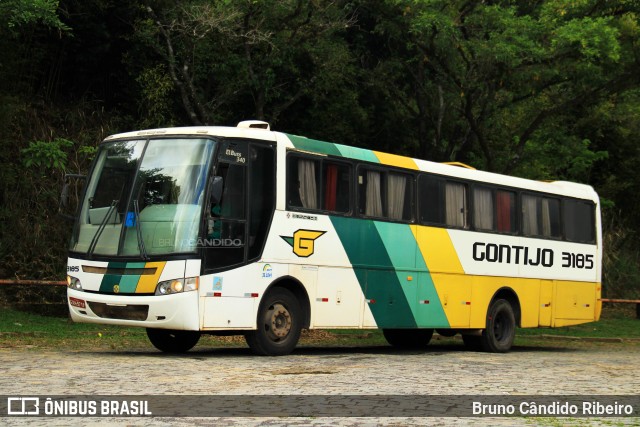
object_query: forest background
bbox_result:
[1,0,639,299]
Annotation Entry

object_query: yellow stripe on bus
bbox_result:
[373,151,419,170]
[411,226,464,274]
[412,226,468,326]
[136,261,167,293]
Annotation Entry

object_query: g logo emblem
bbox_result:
[113,284,120,293]
[281,229,326,257]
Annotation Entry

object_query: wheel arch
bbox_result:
[489,287,522,327]
[263,275,311,328]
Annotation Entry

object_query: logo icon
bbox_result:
[113,284,120,293]
[7,397,40,415]
[281,229,326,257]
[262,264,273,278]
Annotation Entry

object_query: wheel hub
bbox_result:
[268,303,291,339]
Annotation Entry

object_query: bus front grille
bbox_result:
[88,302,149,321]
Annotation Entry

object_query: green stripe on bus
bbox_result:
[330,216,417,328]
[99,261,146,294]
[335,144,379,163]
[287,133,379,163]
[286,134,342,156]
[373,222,415,269]
[99,261,126,293]
[117,262,146,293]
[373,222,450,328]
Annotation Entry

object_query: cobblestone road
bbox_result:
[1,342,638,426]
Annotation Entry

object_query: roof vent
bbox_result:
[237,120,270,131]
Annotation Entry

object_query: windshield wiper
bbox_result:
[133,200,149,260]
[87,200,118,259]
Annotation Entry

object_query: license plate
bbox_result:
[69,297,86,309]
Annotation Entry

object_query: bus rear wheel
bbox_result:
[383,328,433,349]
[245,288,302,356]
[480,299,516,353]
[146,328,201,353]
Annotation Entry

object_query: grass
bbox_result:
[0,304,638,352]
[0,307,150,350]
[518,304,640,339]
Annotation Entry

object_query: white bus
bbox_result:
[65,121,602,355]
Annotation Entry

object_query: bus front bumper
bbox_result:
[67,288,200,331]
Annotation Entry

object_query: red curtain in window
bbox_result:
[324,164,338,211]
[496,191,512,232]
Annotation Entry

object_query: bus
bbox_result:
[64,120,602,355]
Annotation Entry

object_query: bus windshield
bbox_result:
[70,137,216,257]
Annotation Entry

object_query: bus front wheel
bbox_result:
[480,299,516,353]
[245,288,302,356]
[383,329,433,349]
[146,328,201,353]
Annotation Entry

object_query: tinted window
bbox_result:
[287,155,351,214]
[496,190,516,233]
[322,161,351,213]
[445,181,468,228]
[418,175,444,225]
[564,199,595,243]
[473,186,494,231]
[359,168,413,221]
[248,145,275,260]
[522,194,561,238]
[287,156,320,210]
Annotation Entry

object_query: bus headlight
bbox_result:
[155,277,199,296]
[67,276,83,291]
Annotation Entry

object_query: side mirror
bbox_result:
[59,182,70,209]
[59,173,86,221]
[210,176,223,207]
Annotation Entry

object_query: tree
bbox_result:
[134,0,356,127]
[359,0,640,176]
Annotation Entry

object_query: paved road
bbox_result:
[1,342,638,425]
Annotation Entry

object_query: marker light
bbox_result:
[184,277,199,292]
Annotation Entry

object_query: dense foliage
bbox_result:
[1,0,639,297]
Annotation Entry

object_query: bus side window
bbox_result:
[322,161,351,213]
[496,190,516,233]
[522,194,561,238]
[418,174,444,225]
[563,199,595,243]
[387,172,413,221]
[204,162,246,270]
[248,145,275,260]
[445,181,468,228]
[359,169,385,217]
[473,187,517,233]
[288,156,320,210]
[473,186,495,231]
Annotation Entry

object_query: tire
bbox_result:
[383,328,434,349]
[245,288,302,356]
[462,334,483,351]
[480,299,516,353]
[146,328,201,353]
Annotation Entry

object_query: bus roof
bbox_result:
[104,126,278,142]
[283,133,599,203]
[104,124,598,203]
